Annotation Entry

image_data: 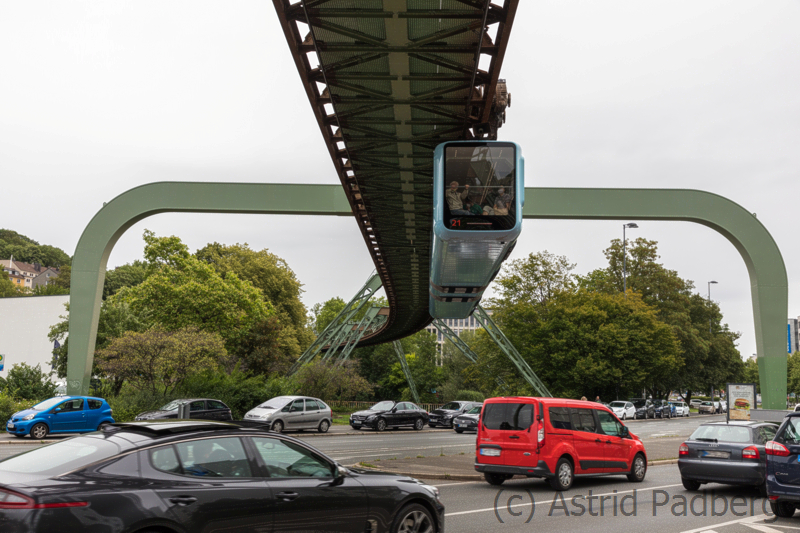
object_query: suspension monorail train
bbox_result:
[429,141,524,318]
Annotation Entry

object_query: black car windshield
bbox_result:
[468,406,482,415]
[258,396,293,409]
[31,397,63,411]
[0,437,122,475]
[371,401,395,411]
[160,400,186,411]
[441,402,462,410]
[630,400,647,408]
[690,425,751,443]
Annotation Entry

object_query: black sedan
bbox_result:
[428,401,482,428]
[453,405,481,433]
[0,420,444,533]
[652,399,673,419]
[630,398,655,419]
[135,398,233,421]
[350,401,429,431]
[678,420,778,494]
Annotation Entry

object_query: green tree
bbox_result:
[32,283,69,296]
[492,250,576,307]
[50,264,71,291]
[579,238,743,399]
[293,360,373,401]
[49,298,150,383]
[121,232,273,350]
[0,276,22,297]
[232,316,293,375]
[5,363,57,401]
[742,357,760,393]
[312,297,346,334]
[0,229,70,267]
[96,327,226,396]
[103,261,148,299]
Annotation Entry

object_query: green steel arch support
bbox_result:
[67,184,787,409]
[65,182,352,396]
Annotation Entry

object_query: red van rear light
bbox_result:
[766,441,791,457]
[679,443,689,456]
[742,446,760,459]
[537,420,545,445]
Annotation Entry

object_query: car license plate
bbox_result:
[480,448,501,457]
[352,421,361,426]
[702,450,730,459]
[6,423,14,429]
[457,424,465,427]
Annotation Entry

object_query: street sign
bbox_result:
[727,383,757,422]
[0,353,4,372]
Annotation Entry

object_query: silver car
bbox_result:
[244,395,332,434]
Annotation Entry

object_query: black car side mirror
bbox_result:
[391,407,397,413]
[331,464,347,486]
[621,426,630,439]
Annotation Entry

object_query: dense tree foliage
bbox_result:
[103,261,148,299]
[96,327,226,396]
[2,363,58,400]
[0,276,22,297]
[0,229,70,267]
[293,360,373,401]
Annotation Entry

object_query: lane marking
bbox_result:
[445,483,682,517]
[681,515,764,533]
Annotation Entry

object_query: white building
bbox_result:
[0,294,68,379]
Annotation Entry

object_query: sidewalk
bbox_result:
[350,437,683,481]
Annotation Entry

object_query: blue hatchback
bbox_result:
[6,396,115,439]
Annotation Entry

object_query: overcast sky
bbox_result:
[1,1,798,362]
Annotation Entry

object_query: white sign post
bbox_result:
[727,383,757,422]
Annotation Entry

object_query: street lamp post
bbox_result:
[622,223,638,298]
[708,280,718,333]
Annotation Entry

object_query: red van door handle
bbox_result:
[605,440,612,444]
[509,435,520,439]
[595,439,602,443]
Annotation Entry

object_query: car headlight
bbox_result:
[365,415,376,421]
[22,414,35,421]
[420,483,441,502]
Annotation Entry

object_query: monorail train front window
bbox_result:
[444,142,516,231]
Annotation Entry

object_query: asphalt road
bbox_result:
[422,465,787,533]
[0,413,726,464]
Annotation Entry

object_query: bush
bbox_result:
[455,390,485,402]
[0,394,35,424]
[5,363,57,401]
[294,361,373,401]
[107,388,176,423]
[177,367,276,419]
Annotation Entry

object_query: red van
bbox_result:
[474,397,647,490]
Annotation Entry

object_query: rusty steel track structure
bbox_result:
[274,0,519,346]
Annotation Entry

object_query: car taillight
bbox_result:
[766,441,791,457]
[742,446,759,459]
[679,443,689,456]
[536,420,545,447]
[0,489,88,510]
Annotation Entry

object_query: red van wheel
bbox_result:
[549,458,573,491]
[627,454,646,482]
[484,473,510,486]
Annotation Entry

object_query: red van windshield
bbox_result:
[483,403,534,431]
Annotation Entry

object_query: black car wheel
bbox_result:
[393,503,435,533]
[376,418,387,432]
[30,423,48,439]
[549,458,574,491]
[627,454,646,482]
[271,420,284,434]
[682,478,701,491]
[770,501,796,518]
[413,418,424,431]
[622,413,626,421]
[318,420,330,433]
[484,472,510,486]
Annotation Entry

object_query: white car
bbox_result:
[608,401,636,420]
[689,399,704,408]
[670,401,690,417]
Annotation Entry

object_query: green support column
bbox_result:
[523,188,788,409]
[66,182,351,395]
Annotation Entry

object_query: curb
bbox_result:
[350,459,679,481]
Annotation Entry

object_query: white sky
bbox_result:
[1,1,798,361]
